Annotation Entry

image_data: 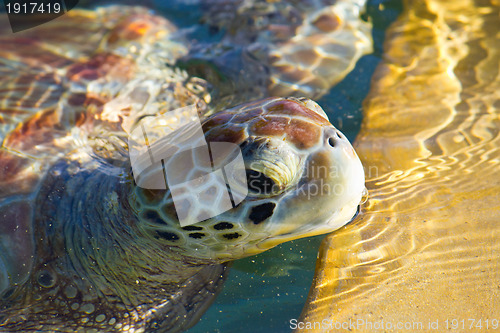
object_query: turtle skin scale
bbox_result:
[0,4,367,333]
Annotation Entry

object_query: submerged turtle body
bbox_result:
[0,5,205,301]
[0,4,367,333]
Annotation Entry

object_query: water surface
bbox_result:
[300,0,500,331]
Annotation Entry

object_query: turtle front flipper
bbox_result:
[193,0,372,99]
[146,263,230,332]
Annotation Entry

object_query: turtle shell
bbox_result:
[0,6,207,296]
[196,0,373,98]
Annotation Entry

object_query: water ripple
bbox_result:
[299,0,500,330]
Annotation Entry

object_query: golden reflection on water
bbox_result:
[299,0,500,330]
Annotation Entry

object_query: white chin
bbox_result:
[327,197,361,230]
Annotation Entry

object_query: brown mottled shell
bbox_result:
[0,6,204,197]
[200,0,373,99]
[0,6,205,290]
[203,97,331,150]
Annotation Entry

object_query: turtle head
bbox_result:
[129,97,366,262]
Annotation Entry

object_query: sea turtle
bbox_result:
[0,4,367,333]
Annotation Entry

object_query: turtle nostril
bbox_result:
[336,131,342,139]
[328,137,336,147]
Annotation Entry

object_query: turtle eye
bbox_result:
[238,137,303,198]
[246,169,277,195]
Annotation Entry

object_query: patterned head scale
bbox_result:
[130,97,366,261]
